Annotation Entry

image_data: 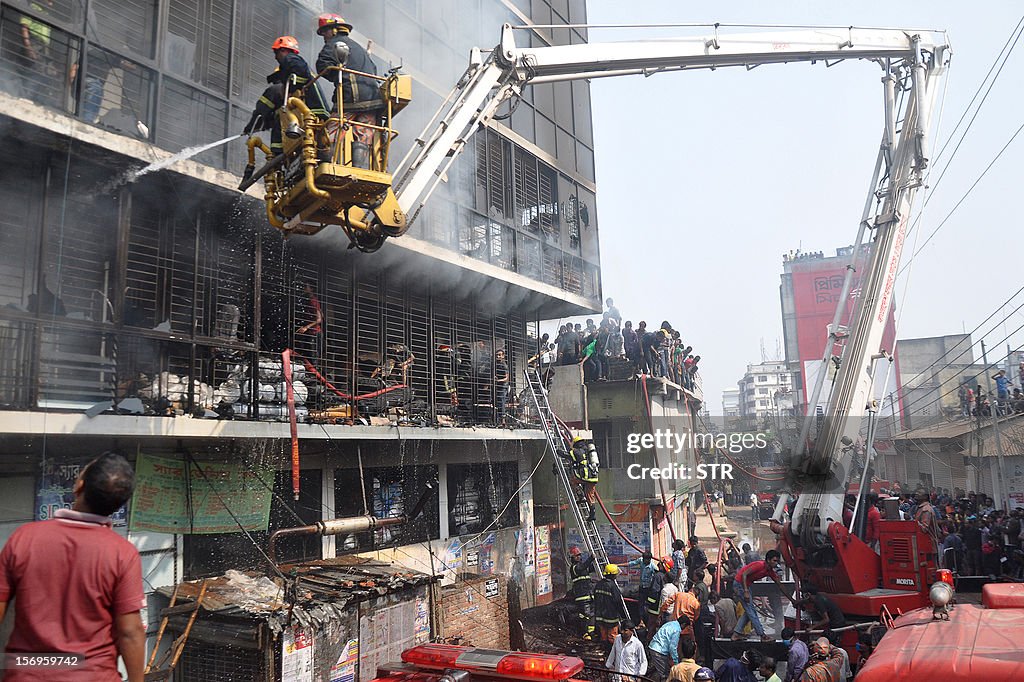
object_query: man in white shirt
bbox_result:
[659,577,680,624]
[605,621,647,678]
[750,492,759,521]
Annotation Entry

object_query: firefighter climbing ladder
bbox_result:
[523,368,629,616]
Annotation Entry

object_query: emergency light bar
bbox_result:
[401,645,584,681]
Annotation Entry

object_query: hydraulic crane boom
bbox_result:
[394,23,949,227]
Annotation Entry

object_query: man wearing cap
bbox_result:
[315,13,383,169]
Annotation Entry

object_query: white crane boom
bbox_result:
[393,23,949,542]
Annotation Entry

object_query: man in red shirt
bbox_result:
[0,452,145,681]
[730,550,796,642]
[864,493,882,549]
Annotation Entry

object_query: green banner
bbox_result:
[129,453,274,534]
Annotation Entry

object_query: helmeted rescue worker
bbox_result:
[594,564,629,644]
[315,13,384,169]
[243,36,329,163]
[570,437,599,519]
[569,546,596,640]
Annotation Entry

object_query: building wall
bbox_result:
[779,247,899,413]
[0,0,600,303]
[440,573,510,649]
[737,361,793,422]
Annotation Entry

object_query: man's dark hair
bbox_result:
[760,657,777,673]
[765,549,781,562]
[781,627,796,640]
[742,543,752,552]
[680,636,697,659]
[620,620,634,632]
[690,535,699,545]
[81,452,135,516]
[709,591,720,603]
[673,539,685,550]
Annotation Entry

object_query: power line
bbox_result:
[897,15,1024,274]
[895,284,1024,401]
[897,318,1024,422]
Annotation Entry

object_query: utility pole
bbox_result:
[981,340,1008,511]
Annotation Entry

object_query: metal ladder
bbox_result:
[523,368,629,616]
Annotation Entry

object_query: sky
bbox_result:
[583,0,1024,411]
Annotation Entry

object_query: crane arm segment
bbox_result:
[394,23,948,228]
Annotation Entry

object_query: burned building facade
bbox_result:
[0,0,599,663]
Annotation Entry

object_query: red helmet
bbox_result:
[271,36,300,53]
[660,556,673,571]
[569,546,582,557]
[317,13,352,35]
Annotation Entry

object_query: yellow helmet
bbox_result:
[604,564,620,576]
[573,436,584,444]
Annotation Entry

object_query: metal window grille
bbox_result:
[88,0,157,60]
[165,0,231,94]
[447,461,519,536]
[229,0,287,104]
[82,46,155,135]
[157,77,228,167]
[333,463,440,553]
[0,6,81,113]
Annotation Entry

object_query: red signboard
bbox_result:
[789,257,899,409]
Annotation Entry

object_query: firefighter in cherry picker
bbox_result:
[569,546,597,640]
[315,13,383,169]
[594,564,629,645]
[570,437,600,522]
[243,36,329,173]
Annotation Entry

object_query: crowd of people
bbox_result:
[875,484,1024,576]
[548,299,701,388]
[584,538,859,682]
[957,366,1024,418]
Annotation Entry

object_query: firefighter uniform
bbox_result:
[594,567,628,643]
[244,37,328,157]
[570,551,596,639]
[570,438,599,511]
[315,13,383,167]
[645,561,669,635]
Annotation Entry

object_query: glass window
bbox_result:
[535,113,556,154]
[555,125,575,171]
[447,461,519,536]
[88,0,158,60]
[576,185,598,261]
[532,82,554,122]
[184,469,322,577]
[8,0,82,31]
[511,101,535,142]
[575,141,594,181]
[334,464,439,552]
[571,79,592,143]
[0,7,80,113]
[229,0,288,104]
[553,82,572,130]
[164,0,232,94]
[81,46,154,138]
[157,78,228,168]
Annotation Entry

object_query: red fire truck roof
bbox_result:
[856,592,1024,680]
